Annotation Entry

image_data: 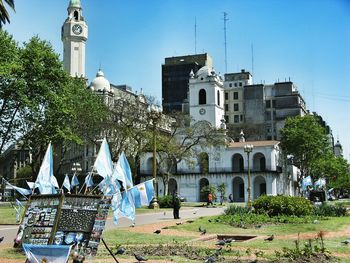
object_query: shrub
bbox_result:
[158,195,182,208]
[224,205,251,216]
[252,195,314,217]
[314,203,347,217]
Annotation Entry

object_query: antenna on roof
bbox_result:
[195,17,197,54]
[251,43,254,84]
[223,12,228,73]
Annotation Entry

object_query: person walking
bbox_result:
[207,192,213,206]
[173,191,181,219]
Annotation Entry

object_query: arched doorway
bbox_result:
[168,178,178,195]
[253,153,266,171]
[146,157,153,175]
[253,176,266,199]
[232,154,244,172]
[199,178,209,202]
[232,177,245,202]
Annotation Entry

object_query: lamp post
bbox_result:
[244,144,254,208]
[147,104,163,209]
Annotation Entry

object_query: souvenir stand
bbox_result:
[14,194,111,258]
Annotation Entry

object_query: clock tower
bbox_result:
[62,0,88,77]
[188,66,225,128]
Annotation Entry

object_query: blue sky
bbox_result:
[4,0,350,160]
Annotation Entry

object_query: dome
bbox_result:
[69,0,81,8]
[195,65,212,78]
[90,70,111,92]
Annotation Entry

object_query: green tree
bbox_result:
[280,115,330,182]
[0,0,15,28]
[0,31,108,176]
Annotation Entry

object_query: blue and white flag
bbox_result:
[130,180,154,207]
[94,138,113,179]
[15,199,24,208]
[71,174,79,188]
[314,178,326,188]
[35,143,58,194]
[4,179,32,196]
[302,175,313,190]
[85,173,94,188]
[120,191,135,222]
[62,174,71,192]
[114,152,133,190]
[98,175,121,196]
[23,244,72,263]
[26,181,36,190]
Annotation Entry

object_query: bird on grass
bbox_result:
[216,240,226,246]
[134,253,148,262]
[341,238,350,245]
[208,219,212,223]
[264,234,274,241]
[199,226,207,235]
[187,220,194,223]
[215,218,221,223]
[114,247,126,255]
[204,254,217,263]
[176,222,183,225]
[225,238,235,244]
[153,229,161,234]
[0,236,4,243]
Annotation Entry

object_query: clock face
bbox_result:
[72,24,83,35]
[199,108,206,115]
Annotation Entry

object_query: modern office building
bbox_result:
[162,53,212,113]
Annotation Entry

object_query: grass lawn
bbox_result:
[0,203,22,224]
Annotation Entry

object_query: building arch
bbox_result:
[232,177,245,202]
[199,89,206,104]
[232,153,244,172]
[146,157,153,174]
[253,152,266,171]
[168,178,178,195]
[199,177,209,202]
[253,176,266,199]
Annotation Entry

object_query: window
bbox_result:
[239,82,242,87]
[229,83,232,87]
[234,83,237,87]
[224,115,229,122]
[266,100,271,108]
[272,100,276,108]
[234,103,239,111]
[240,115,243,121]
[225,104,229,111]
[217,90,220,106]
[233,92,238,100]
[199,89,206,104]
[234,115,239,123]
[225,92,228,100]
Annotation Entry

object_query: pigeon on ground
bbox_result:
[264,234,274,241]
[215,218,221,223]
[204,254,217,263]
[216,240,226,246]
[176,222,182,225]
[225,238,235,244]
[114,247,126,255]
[134,253,148,262]
[0,236,4,243]
[201,228,207,235]
[153,229,161,234]
[341,239,350,245]
[187,220,194,223]
[208,219,212,223]
[163,211,166,216]
[162,226,169,229]
[193,209,198,214]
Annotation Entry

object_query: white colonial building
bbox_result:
[141,64,297,202]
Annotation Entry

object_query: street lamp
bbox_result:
[147,104,163,209]
[244,144,254,208]
[71,162,82,194]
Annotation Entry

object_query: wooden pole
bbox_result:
[101,238,119,263]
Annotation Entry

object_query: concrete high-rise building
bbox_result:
[61,0,88,77]
[162,53,212,113]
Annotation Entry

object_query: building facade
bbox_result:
[162,54,212,113]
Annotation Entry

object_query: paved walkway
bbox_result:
[0,206,226,246]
